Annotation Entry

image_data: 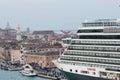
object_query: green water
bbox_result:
[0,69,50,80]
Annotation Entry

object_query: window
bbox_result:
[75,70,78,72]
[70,69,72,72]
[81,71,89,74]
[20,51,23,53]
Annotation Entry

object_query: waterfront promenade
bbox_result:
[0,69,50,80]
[0,59,66,80]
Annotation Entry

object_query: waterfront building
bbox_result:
[0,46,5,59]
[53,19,120,80]
[25,51,59,67]
[10,48,21,63]
[0,43,11,60]
[0,41,18,60]
[20,44,62,67]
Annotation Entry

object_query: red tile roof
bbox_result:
[33,30,54,34]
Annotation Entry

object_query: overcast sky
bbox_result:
[0,0,120,31]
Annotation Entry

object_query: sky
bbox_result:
[0,0,120,31]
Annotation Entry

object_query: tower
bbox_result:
[16,26,22,41]
[20,45,25,64]
[26,27,30,33]
[5,21,11,29]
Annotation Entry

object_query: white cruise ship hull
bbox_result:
[61,70,112,80]
[53,60,120,80]
[53,19,120,80]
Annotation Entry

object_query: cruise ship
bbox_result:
[53,19,120,80]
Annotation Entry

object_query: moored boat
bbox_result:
[21,64,36,77]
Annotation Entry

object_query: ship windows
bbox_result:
[100,72,107,76]
[77,29,103,33]
[81,70,89,74]
[70,69,72,72]
[72,40,120,46]
[78,35,120,39]
[60,61,120,70]
[68,46,119,52]
[75,70,78,72]
[61,56,120,65]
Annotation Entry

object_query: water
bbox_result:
[0,69,50,80]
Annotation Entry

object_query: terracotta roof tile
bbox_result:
[33,30,54,34]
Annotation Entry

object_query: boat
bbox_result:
[8,67,23,71]
[53,19,120,80]
[21,64,36,77]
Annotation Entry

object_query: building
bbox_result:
[25,51,59,67]
[16,26,22,41]
[10,48,21,62]
[0,47,5,59]
[32,30,54,41]
[20,44,62,67]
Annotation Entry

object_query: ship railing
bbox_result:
[58,60,120,71]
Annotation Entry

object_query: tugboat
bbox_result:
[21,64,36,77]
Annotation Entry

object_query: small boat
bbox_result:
[21,64,36,77]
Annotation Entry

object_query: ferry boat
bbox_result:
[21,64,36,77]
[53,19,120,80]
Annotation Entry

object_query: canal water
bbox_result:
[0,69,50,80]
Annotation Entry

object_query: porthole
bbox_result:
[70,69,72,72]
[75,70,78,72]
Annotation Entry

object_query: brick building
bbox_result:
[10,48,21,62]
[20,44,62,67]
[25,51,59,67]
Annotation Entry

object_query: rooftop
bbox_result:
[26,51,59,56]
[33,30,54,34]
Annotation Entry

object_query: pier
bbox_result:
[36,67,66,80]
[0,60,66,80]
[37,74,66,80]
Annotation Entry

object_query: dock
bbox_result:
[37,74,57,79]
[8,67,23,71]
[37,74,67,80]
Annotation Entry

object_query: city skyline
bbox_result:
[0,0,120,31]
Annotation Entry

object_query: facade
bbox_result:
[0,22,16,40]
[0,41,19,61]
[0,47,5,59]
[32,30,54,41]
[10,48,21,62]
[25,51,59,67]
[0,28,16,40]
[53,19,120,80]
[0,44,11,60]
[20,44,62,67]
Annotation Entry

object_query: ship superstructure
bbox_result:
[53,19,120,80]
